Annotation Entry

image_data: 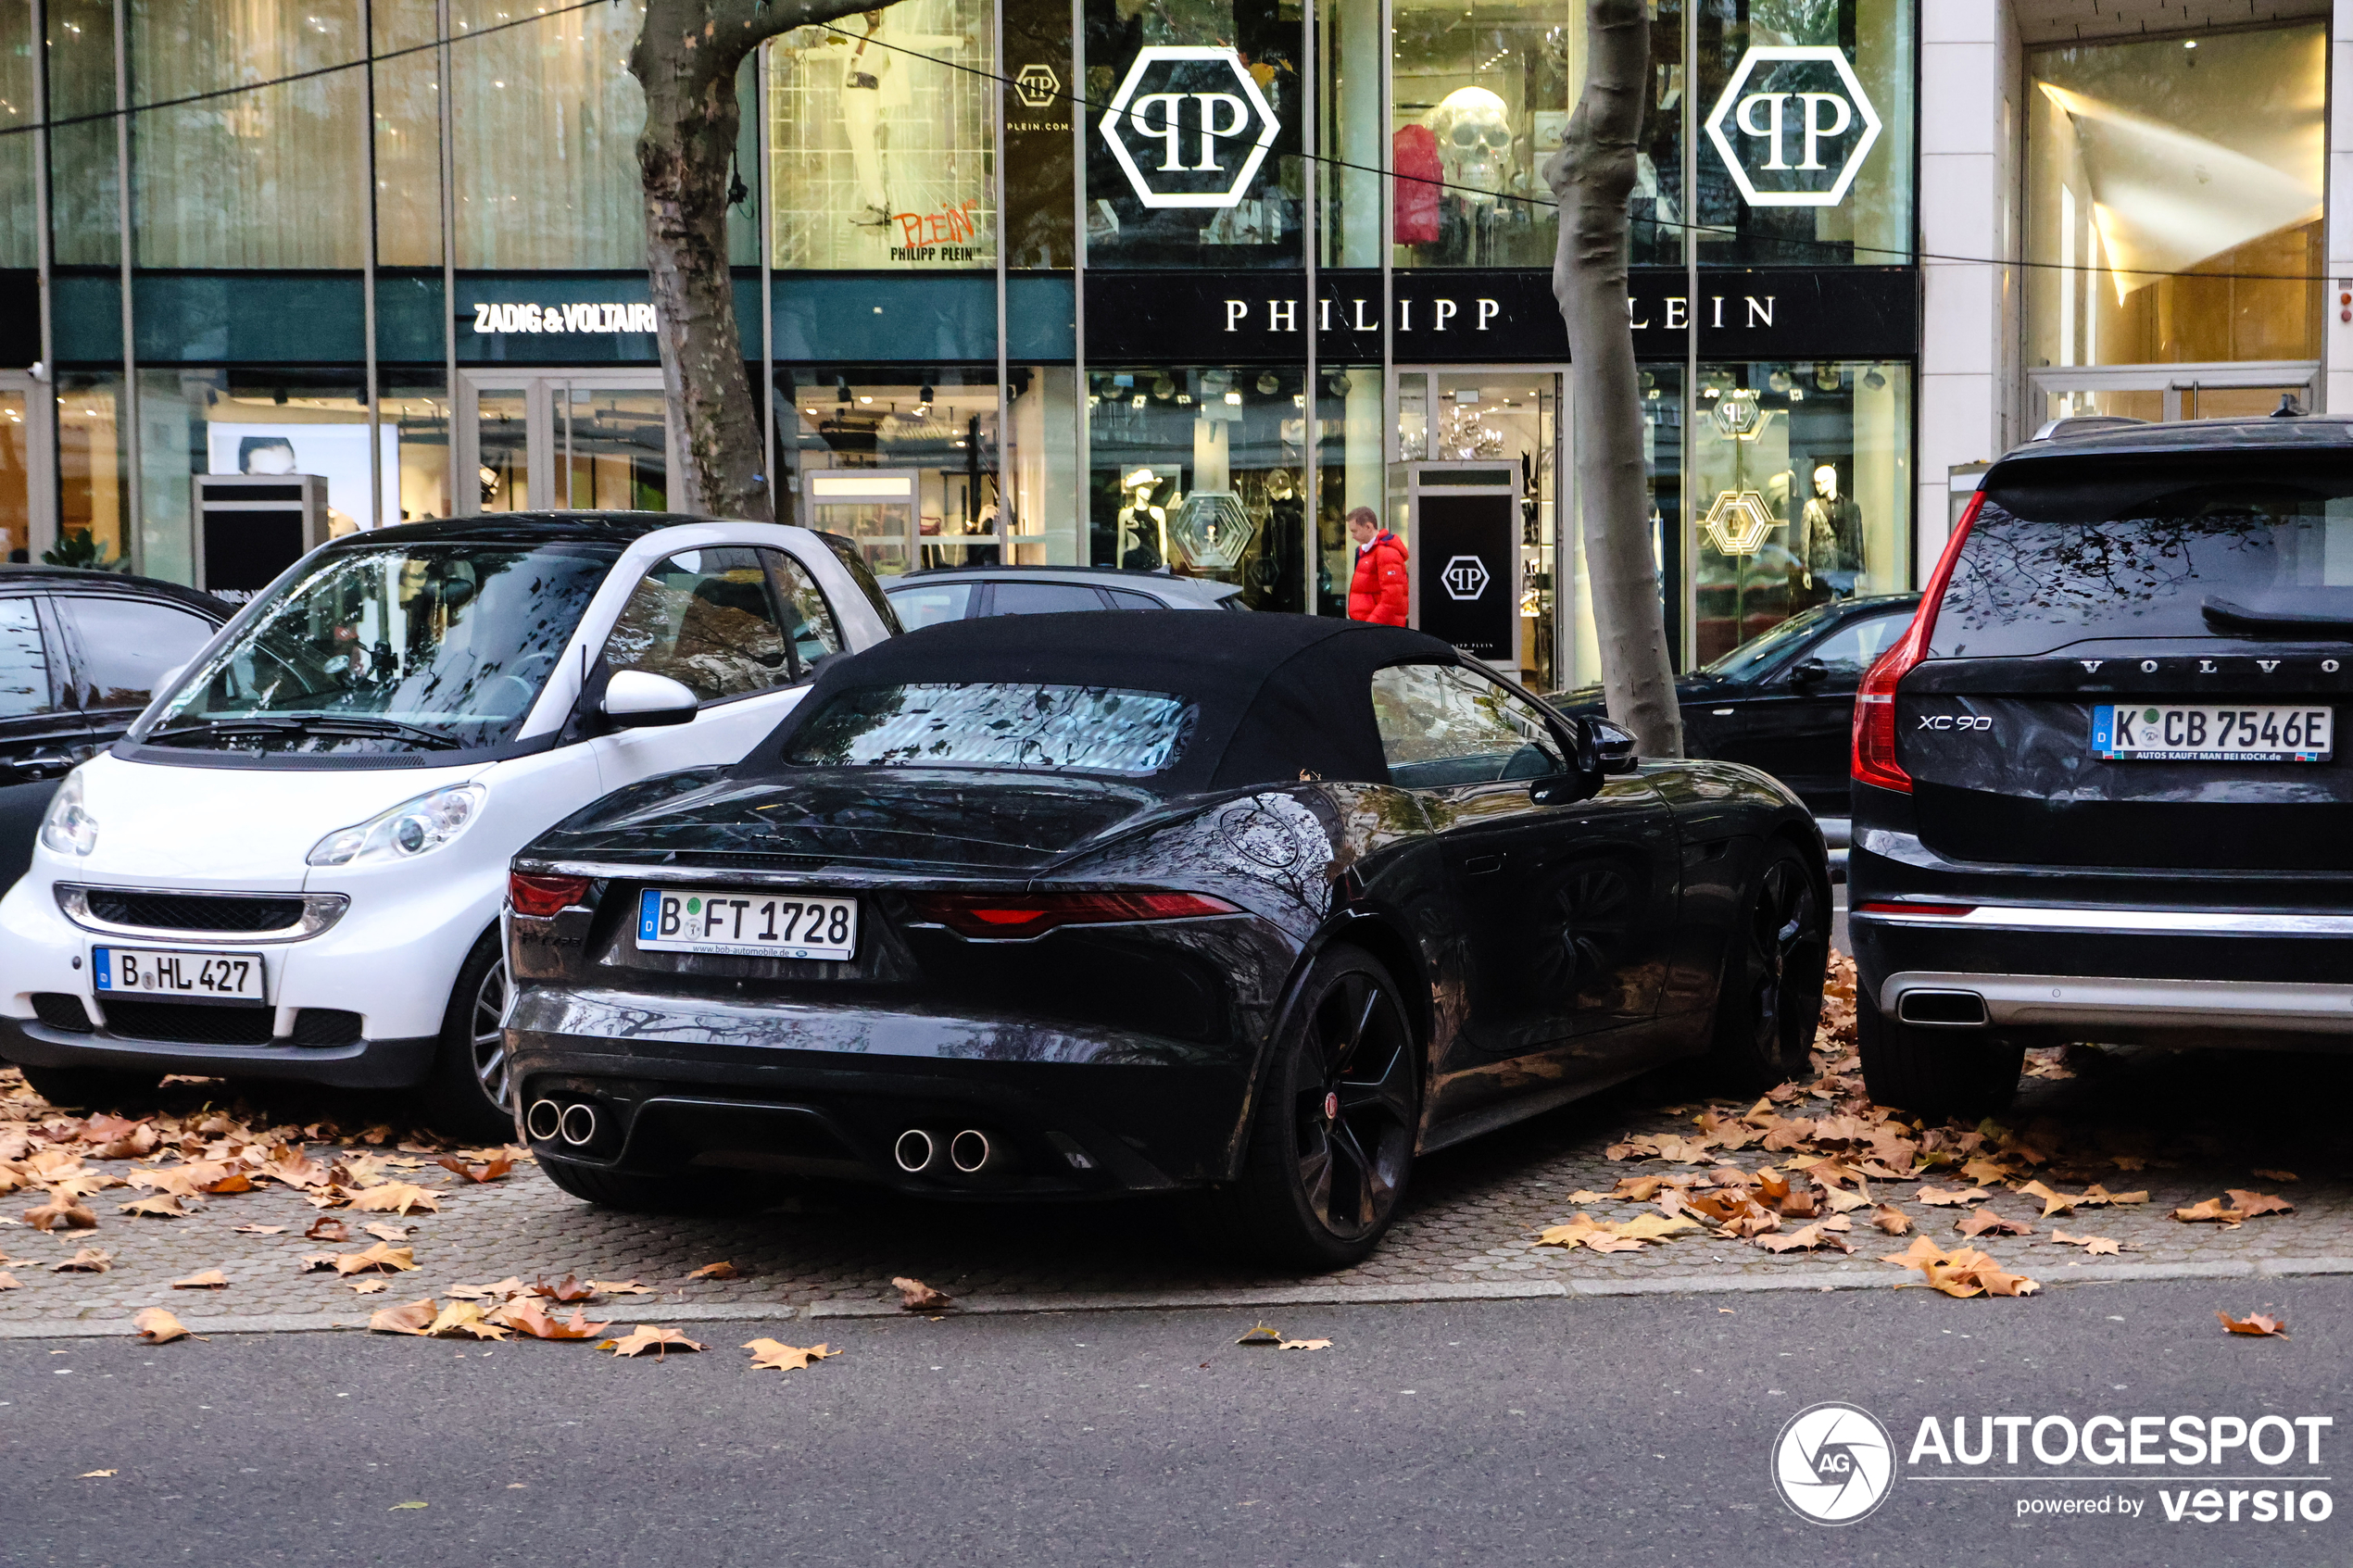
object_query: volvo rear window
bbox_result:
[784,683,1197,776]
[1935,460,2353,658]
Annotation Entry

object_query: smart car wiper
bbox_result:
[145,713,464,749]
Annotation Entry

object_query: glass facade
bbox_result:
[14,0,1919,694]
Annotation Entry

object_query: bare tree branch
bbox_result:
[1543,0,1681,758]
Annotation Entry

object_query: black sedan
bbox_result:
[1550,594,1918,855]
[504,614,1830,1267]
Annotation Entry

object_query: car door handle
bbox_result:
[13,751,77,781]
[1462,853,1504,875]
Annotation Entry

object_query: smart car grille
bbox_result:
[30,994,94,1033]
[84,891,307,933]
[291,1009,365,1047]
[99,1000,275,1047]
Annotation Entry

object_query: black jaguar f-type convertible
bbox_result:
[504,613,1829,1266]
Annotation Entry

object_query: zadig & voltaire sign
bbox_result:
[472,301,658,335]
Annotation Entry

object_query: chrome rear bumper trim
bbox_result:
[1856,903,2353,937]
[1881,970,2353,1035]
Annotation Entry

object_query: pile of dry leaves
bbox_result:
[1531,955,2298,1299]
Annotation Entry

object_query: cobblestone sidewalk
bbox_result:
[4,1037,2349,1337]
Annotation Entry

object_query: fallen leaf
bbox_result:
[2173,1198,2245,1226]
[332,1242,417,1276]
[2218,1311,2288,1338]
[231,1224,286,1236]
[1235,1323,1284,1345]
[118,1194,188,1219]
[304,1216,350,1243]
[2017,1180,2081,1217]
[586,1279,651,1296]
[435,1155,514,1185]
[347,1279,389,1295]
[1883,1240,2041,1298]
[346,1183,439,1216]
[491,1299,611,1340]
[1870,1203,1912,1235]
[367,1298,439,1335]
[598,1324,704,1359]
[744,1337,840,1371]
[361,1223,413,1244]
[1822,1186,1870,1214]
[423,1300,510,1341]
[445,1277,529,1302]
[262,1146,332,1189]
[893,1276,952,1311]
[686,1261,740,1283]
[0,1273,18,1289]
[25,1197,97,1231]
[1564,1190,1610,1205]
[2078,1185,2149,1208]
[389,1501,428,1511]
[1916,1185,1990,1208]
[1755,1222,1855,1254]
[2249,1169,2298,1184]
[2049,1232,2121,1256]
[132,1307,191,1343]
[2226,1189,2294,1219]
[1277,1337,1333,1350]
[1614,1212,1700,1243]
[78,1469,116,1478]
[1609,1176,1666,1201]
[1957,1209,2033,1239]
[171,1268,229,1289]
[54,1248,110,1273]
[532,1273,598,1303]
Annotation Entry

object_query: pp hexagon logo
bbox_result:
[1441,555,1491,601]
[1702,490,1777,557]
[1170,491,1258,570]
[1099,47,1280,209]
[1014,64,1060,111]
[1704,45,1881,208]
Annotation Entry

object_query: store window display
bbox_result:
[785,370,1005,576]
[1689,360,1908,666]
[1388,0,1681,268]
[771,0,995,269]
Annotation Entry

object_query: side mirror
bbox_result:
[600,670,698,728]
[1529,720,1604,805]
[1589,717,1639,774]
[1789,658,1829,687]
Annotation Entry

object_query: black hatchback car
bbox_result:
[1851,414,2353,1114]
[0,567,229,892]
[1552,594,1918,863]
[505,612,1829,1267]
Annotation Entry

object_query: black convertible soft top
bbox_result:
[737,610,1460,792]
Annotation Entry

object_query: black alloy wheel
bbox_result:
[1223,945,1419,1269]
[1709,841,1830,1091]
[419,930,524,1142]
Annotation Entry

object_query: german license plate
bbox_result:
[635,887,858,961]
[93,946,267,1001]
[2092,704,2333,762]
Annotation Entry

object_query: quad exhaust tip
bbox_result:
[894,1127,947,1175]
[558,1102,599,1146]
[1897,989,1991,1028]
[950,1128,1007,1176]
[524,1098,562,1141]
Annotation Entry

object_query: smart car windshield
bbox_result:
[135,542,619,755]
[784,683,1197,776]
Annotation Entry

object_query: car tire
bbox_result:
[1213,944,1419,1272]
[1707,840,1831,1092]
[1856,984,2024,1120]
[17,1062,158,1114]
[416,931,520,1144]
[537,1156,774,1217]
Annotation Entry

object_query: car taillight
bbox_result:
[1853,489,1985,795]
[1856,901,1977,919]
[509,872,591,918]
[907,890,1241,939]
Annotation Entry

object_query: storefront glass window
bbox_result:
[1313,365,1385,610]
[1388,0,1681,269]
[372,6,446,270]
[48,0,120,268]
[0,389,30,562]
[451,0,648,269]
[1002,0,1076,267]
[1083,0,1302,269]
[53,375,127,571]
[785,369,1003,576]
[1694,0,1913,268]
[0,6,35,269]
[1087,367,1312,608]
[770,1,996,270]
[129,0,366,268]
[1688,358,1908,667]
[2027,24,2322,371]
[384,379,454,523]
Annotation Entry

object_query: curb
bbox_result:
[6,1258,2347,1340]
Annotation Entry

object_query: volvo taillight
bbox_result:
[1853,490,1984,795]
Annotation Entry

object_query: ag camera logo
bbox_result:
[1441,555,1491,601]
[1773,1401,1895,1525]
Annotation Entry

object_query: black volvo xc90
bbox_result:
[1850,413,2353,1115]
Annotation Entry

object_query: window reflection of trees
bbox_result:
[787,684,1198,775]
[1940,491,2351,652]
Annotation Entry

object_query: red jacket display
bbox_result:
[1349,532,1410,626]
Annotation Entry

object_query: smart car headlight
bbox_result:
[38,768,97,857]
[307,783,485,868]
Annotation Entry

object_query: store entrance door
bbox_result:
[0,372,56,564]
[456,371,675,516]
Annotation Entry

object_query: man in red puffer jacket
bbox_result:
[1346,507,1409,626]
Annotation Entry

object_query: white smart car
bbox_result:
[0,512,899,1136]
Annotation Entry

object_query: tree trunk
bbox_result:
[1542,0,1682,759]
[631,0,906,522]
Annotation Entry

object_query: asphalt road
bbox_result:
[4,1278,2345,1567]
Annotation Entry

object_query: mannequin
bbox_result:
[1800,463,1865,595]
[823,8,972,229]
[1118,467,1171,569]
